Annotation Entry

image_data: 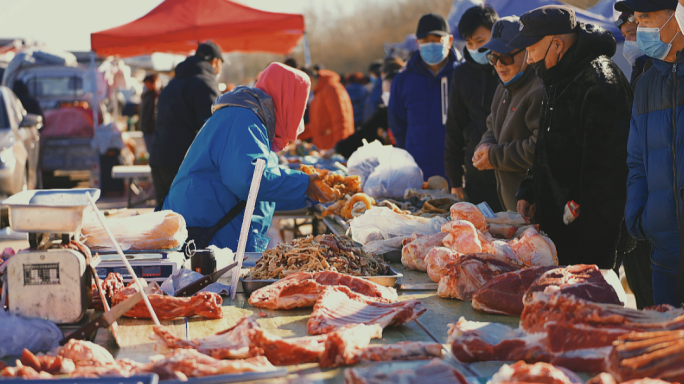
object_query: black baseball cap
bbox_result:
[614,0,677,12]
[416,13,450,39]
[507,5,577,49]
[195,41,222,61]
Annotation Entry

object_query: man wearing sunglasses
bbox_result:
[507,5,632,271]
[471,16,543,214]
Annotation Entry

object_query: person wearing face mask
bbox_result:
[388,13,462,180]
[616,12,653,84]
[162,63,329,253]
[617,0,684,307]
[470,16,543,213]
[149,41,223,204]
[444,5,502,211]
[508,5,633,271]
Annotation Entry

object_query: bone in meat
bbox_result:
[307,286,426,335]
[437,254,521,300]
[319,323,383,368]
[523,264,622,305]
[248,270,397,310]
[471,266,559,315]
[605,330,684,383]
[112,281,222,320]
[344,358,469,384]
[142,349,276,379]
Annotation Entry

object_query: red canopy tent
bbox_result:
[90,0,304,57]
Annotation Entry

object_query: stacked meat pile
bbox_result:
[243,234,390,280]
[448,291,684,373]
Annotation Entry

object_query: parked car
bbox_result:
[0,86,41,196]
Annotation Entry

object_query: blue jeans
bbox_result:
[652,269,679,306]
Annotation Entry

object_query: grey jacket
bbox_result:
[479,67,542,211]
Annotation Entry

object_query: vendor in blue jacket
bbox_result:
[619,0,684,306]
[163,63,329,253]
[388,13,461,180]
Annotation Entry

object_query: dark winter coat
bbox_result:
[149,56,220,170]
[479,67,542,212]
[388,48,460,179]
[631,55,651,84]
[626,50,684,277]
[346,83,369,126]
[139,89,157,135]
[335,104,388,159]
[515,23,633,269]
[444,48,499,189]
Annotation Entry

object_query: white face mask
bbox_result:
[381,91,390,106]
[677,3,684,34]
[622,40,643,66]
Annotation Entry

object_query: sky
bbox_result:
[0,0,366,52]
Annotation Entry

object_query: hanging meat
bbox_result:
[248,270,397,310]
[471,266,558,315]
[307,286,426,335]
[437,254,522,300]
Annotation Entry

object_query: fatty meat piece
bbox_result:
[437,254,521,300]
[142,349,276,379]
[57,340,116,367]
[424,247,461,283]
[307,286,426,335]
[523,264,622,305]
[449,202,487,231]
[508,227,558,266]
[344,358,469,384]
[20,349,75,374]
[319,323,383,368]
[489,361,583,384]
[441,220,483,254]
[401,231,448,271]
[248,270,397,310]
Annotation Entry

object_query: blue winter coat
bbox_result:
[626,54,684,277]
[346,83,369,126]
[163,106,309,253]
[363,78,383,122]
[388,49,459,179]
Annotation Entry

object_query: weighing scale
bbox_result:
[95,251,185,283]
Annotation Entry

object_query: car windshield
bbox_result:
[0,94,8,129]
[26,75,86,98]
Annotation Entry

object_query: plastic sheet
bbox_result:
[82,210,188,251]
[350,207,447,245]
[0,311,63,357]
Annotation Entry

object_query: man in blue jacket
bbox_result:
[618,0,684,306]
[388,13,461,180]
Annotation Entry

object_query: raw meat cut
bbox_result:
[142,349,276,380]
[92,272,124,310]
[344,358,469,384]
[424,247,461,282]
[57,340,117,367]
[248,270,397,310]
[401,232,448,271]
[153,316,327,365]
[70,359,143,378]
[1,364,54,379]
[350,342,443,364]
[508,227,558,266]
[319,323,383,367]
[523,264,622,305]
[450,202,487,231]
[489,361,583,384]
[20,349,75,374]
[441,220,483,254]
[488,223,518,238]
[471,266,558,315]
[437,254,521,300]
[606,330,684,383]
[112,280,222,320]
[448,317,551,363]
[486,211,530,226]
[588,374,675,384]
[307,286,426,335]
[521,292,684,334]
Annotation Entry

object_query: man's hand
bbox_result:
[517,199,536,218]
[451,187,465,200]
[472,144,493,170]
[306,174,331,203]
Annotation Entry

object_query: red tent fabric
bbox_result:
[91,0,304,57]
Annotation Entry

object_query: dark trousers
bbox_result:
[143,132,154,156]
[653,270,678,306]
[615,221,654,309]
[151,166,178,205]
[464,182,503,212]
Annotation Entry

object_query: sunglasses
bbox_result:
[486,49,524,66]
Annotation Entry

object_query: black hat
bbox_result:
[614,0,677,12]
[479,16,521,54]
[195,41,222,61]
[416,13,450,39]
[507,5,577,49]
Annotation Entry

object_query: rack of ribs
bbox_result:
[605,330,684,383]
[437,254,521,300]
[307,286,426,335]
[248,270,397,310]
[472,265,558,315]
[344,358,469,384]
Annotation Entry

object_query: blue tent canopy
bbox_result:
[448,0,623,42]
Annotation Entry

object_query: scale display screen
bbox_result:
[96,265,175,282]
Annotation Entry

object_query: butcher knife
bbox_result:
[59,290,144,345]
[174,260,240,297]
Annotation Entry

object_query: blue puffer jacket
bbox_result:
[163,104,309,253]
[346,83,369,126]
[626,53,684,276]
[388,49,460,179]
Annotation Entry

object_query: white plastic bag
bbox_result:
[0,311,63,357]
[350,207,447,245]
[363,147,424,198]
[347,140,388,189]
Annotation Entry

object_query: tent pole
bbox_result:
[303,31,312,68]
[90,51,99,130]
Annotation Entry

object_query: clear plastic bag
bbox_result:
[363,147,424,198]
[0,310,63,357]
[350,207,447,245]
[82,210,188,251]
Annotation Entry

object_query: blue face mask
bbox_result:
[420,42,449,65]
[637,11,680,60]
[502,51,527,86]
[468,48,490,65]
